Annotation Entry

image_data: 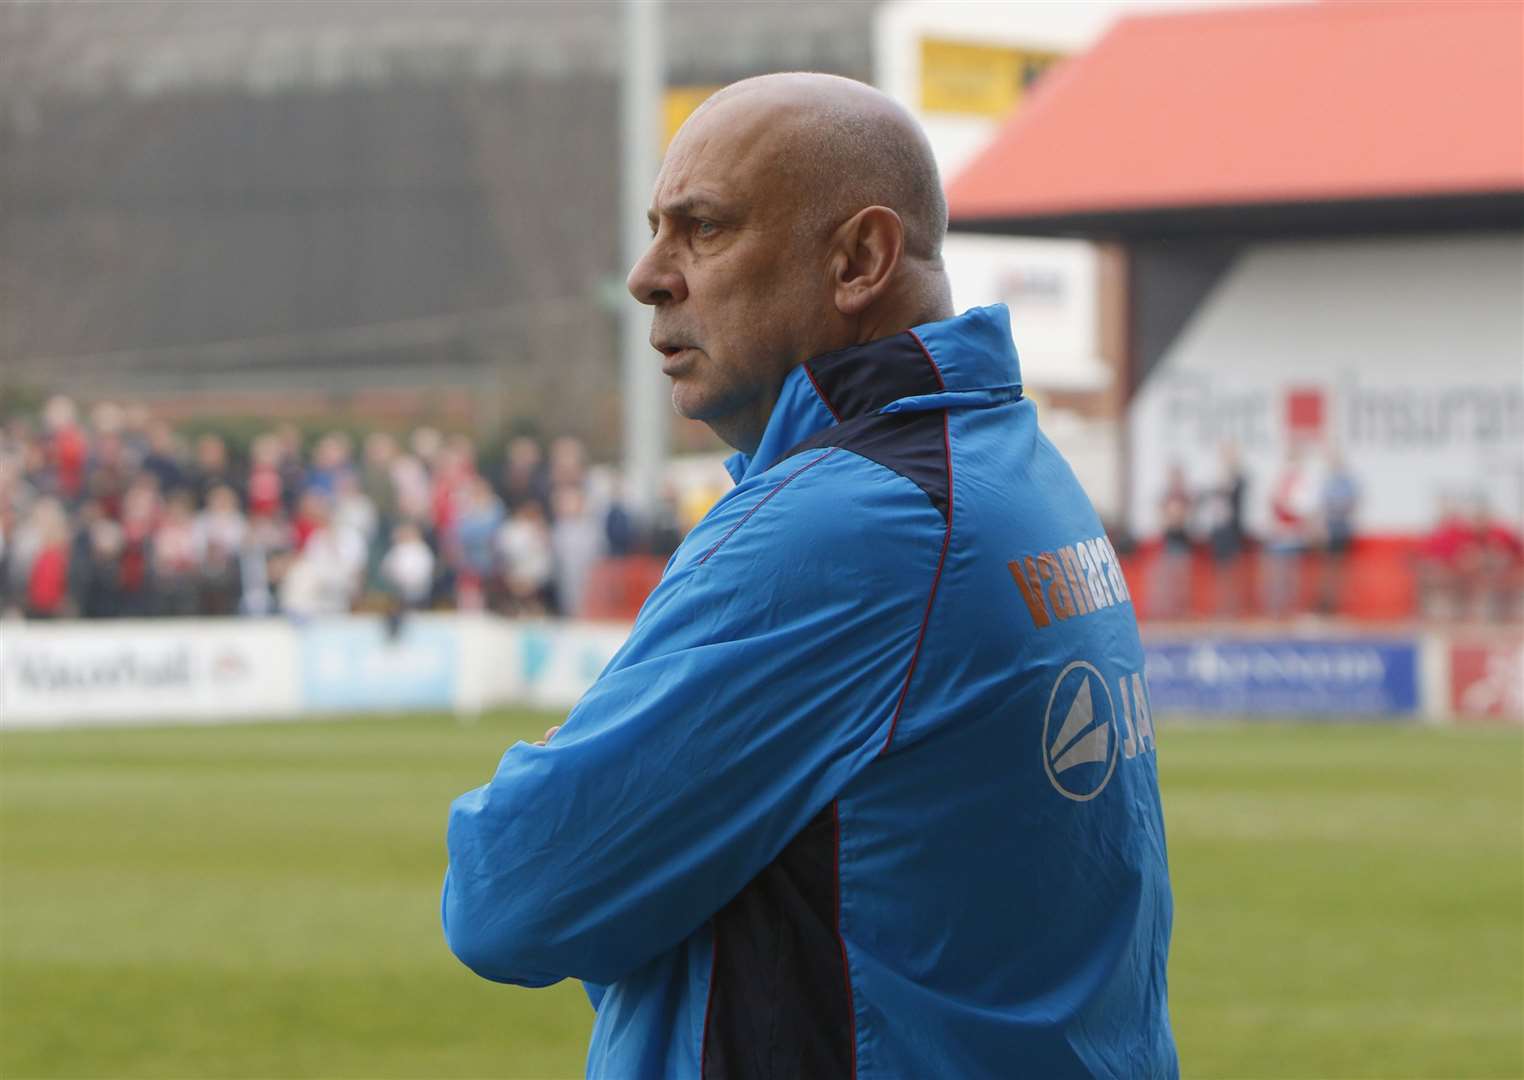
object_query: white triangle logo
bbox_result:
[1042,660,1120,801]
[1049,678,1109,774]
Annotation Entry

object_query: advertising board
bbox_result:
[917,37,1062,118]
[0,619,299,728]
[1448,638,1523,723]
[512,621,630,710]
[9,616,1495,727]
[299,616,457,712]
[1143,637,1421,716]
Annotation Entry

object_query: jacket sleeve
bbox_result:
[441,458,943,987]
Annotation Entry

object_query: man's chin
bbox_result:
[670,382,720,423]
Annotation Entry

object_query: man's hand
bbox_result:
[532,725,561,747]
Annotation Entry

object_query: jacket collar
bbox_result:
[724,303,1022,484]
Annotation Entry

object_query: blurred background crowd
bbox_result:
[0,393,693,623]
[10,385,1520,628]
[1149,442,1523,624]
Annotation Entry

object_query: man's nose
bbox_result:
[626,243,687,306]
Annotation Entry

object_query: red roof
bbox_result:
[946,1,1524,229]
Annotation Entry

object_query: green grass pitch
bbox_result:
[2,713,1519,1079]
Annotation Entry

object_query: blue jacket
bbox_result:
[444,305,1177,1079]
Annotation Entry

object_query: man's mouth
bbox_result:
[653,340,698,375]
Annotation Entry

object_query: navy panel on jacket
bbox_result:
[701,803,852,1079]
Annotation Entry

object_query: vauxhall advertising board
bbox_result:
[0,619,299,727]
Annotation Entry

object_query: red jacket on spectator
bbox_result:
[247,462,283,518]
[27,545,69,615]
[51,425,88,500]
[1423,516,1477,568]
[1479,521,1524,565]
[292,515,319,551]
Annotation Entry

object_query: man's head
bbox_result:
[627,73,952,453]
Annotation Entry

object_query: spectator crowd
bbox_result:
[1150,441,1522,622]
[1417,493,1524,622]
[0,396,683,623]
[6,397,1519,626]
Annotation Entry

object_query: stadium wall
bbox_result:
[1128,231,1524,539]
[1,615,1517,729]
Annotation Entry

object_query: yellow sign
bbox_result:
[663,86,723,148]
[920,38,1064,118]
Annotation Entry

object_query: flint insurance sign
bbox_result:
[1129,233,1524,537]
[0,620,299,727]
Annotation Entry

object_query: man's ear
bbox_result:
[830,206,904,317]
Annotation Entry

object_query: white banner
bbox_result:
[0,619,300,728]
[0,615,633,728]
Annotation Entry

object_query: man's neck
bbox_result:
[854,271,953,344]
[717,275,955,455]
[706,384,783,456]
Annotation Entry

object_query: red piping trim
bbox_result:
[803,362,843,423]
[698,449,837,566]
[878,408,953,757]
[906,328,948,391]
[699,919,718,1077]
[832,799,859,1080]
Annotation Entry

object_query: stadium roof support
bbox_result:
[945,1,1524,240]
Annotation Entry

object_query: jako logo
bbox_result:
[1042,660,1119,802]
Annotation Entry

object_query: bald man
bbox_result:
[444,74,1177,1079]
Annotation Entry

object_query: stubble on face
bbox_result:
[641,101,838,453]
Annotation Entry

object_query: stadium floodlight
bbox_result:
[619,0,668,522]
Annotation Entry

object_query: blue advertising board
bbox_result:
[300,618,457,712]
[1143,637,1420,716]
[513,621,629,709]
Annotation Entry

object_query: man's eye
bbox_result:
[693,220,718,237]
